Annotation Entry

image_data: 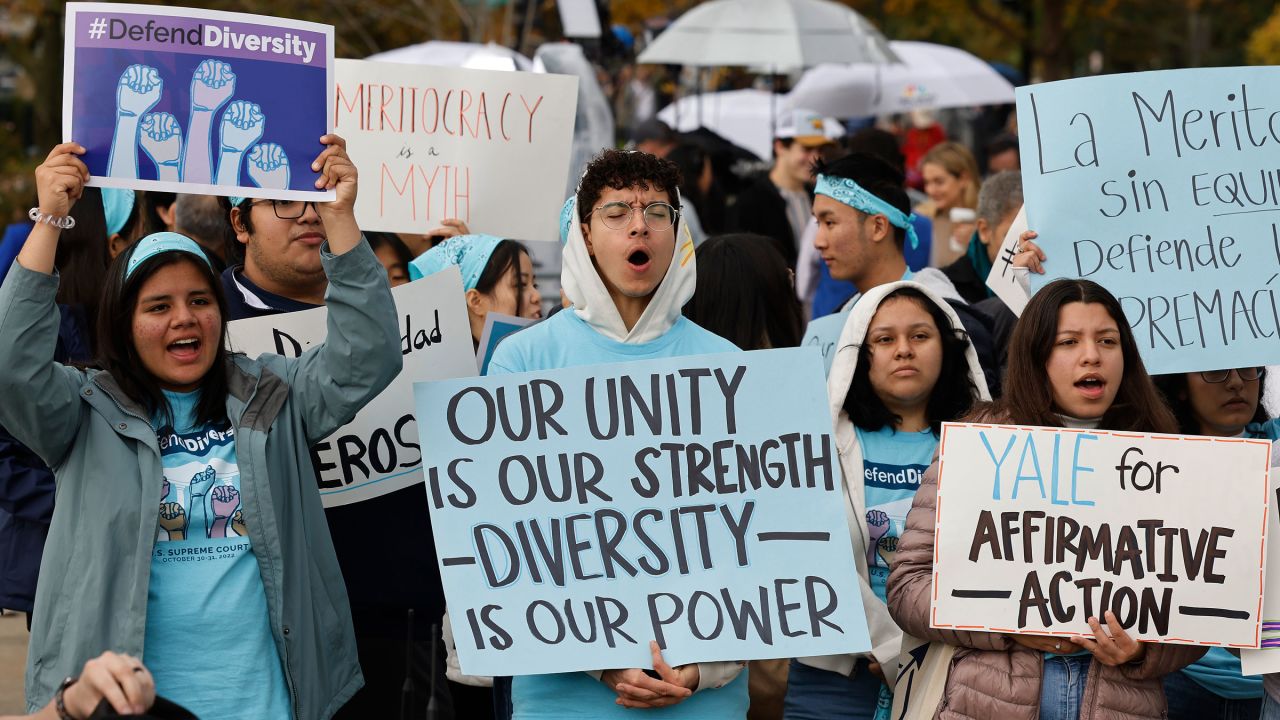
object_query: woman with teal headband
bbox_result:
[0,139,401,719]
[410,233,543,346]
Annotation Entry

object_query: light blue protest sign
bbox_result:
[414,347,869,676]
[1016,67,1280,374]
[475,312,535,375]
[802,310,850,376]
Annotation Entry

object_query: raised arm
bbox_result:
[0,144,92,466]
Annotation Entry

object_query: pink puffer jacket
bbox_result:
[886,450,1206,719]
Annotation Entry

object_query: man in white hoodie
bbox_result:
[486,149,747,718]
[811,153,1001,394]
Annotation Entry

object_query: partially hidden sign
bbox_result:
[334,58,578,240]
[413,348,870,676]
[228,267,476,507]
[932,422,1270,647]
[64,3,334,200]
[1016,66,1280,374]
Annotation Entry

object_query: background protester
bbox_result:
[811,153,999,393]
[1154,367,1273,719]
[367,231,413,287]
[683,233,802,349]
[940,170,1021,305]
[172,194,235,271]
[887,278,1203,720]
[484,148,747,718]
[787,282,986,720]
[409,233,543,346]
[915,142,981,268]
[103,188,144,259]
[1,138,400,719]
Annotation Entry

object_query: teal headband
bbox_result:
[815,174,919,251]
[125,232,214,281]
[559,196,576,245]
[102,188,135,237]
[409,234,505,290]
[228,196,249,207]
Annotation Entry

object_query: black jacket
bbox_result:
[728,175,804,268]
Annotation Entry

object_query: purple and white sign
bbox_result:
[64,3,335,200]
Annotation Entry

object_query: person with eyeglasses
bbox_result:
[480,148,746,719]
[219,195,330,318]
[1152,366,1273,720]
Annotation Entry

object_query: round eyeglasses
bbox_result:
[1199,367,1265,384]
[591,201,680,232]
[247,199,318,220]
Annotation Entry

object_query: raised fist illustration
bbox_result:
[140,112,183,181]
[247,143,290,190]
[116,64,163,118]
[219,101,265,154]
[190,59,235,114]
[158,502,186,541]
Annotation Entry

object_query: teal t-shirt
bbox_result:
[491,310,748,718]
[856,425,937,603]
[144,390,292,720]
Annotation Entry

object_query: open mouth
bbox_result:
[1074,375,1106,399]
[627,248,652,271]
[168,337,202,361]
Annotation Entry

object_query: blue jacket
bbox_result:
[0,242,401,718]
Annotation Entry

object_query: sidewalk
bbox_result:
[0,611,27,714]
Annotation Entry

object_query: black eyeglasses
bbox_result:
[1199,367,1265,384]
[247,199,318,220]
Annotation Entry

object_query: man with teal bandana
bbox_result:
[810,153,1000,394]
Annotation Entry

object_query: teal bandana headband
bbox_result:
[102,188,135,237]
[815,174,919,251]
[409,234,505,290]
[125,232,214,281]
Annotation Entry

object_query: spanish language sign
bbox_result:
[64,3,334,200]
[932,423,1270,647]
[1243,462,1280,675]
[414,348,870,676]
[334,59,578,239]
[228,267,476,507]
[1016,67,1280,374]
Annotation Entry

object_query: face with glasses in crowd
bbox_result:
[231,198,329,302]
[1181,366,1268,437]
[582,185,681,304]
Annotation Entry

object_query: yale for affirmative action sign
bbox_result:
[1016,67,1280,374]
[932,423,1270,647]
[414,348,870,676]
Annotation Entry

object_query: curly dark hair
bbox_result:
[576,149,682,225]
[843,287,979,434]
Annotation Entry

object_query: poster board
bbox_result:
[64,2,334,200]
[932,422,1269,647]
[228,267,476,507]
[413,347,870,675]
[334,58,578,239]
[1015,66,1280,374]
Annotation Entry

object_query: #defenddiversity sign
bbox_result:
[932,423,1270,647]
[414,348,871,676]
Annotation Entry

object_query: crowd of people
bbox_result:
[0,70,1275,720]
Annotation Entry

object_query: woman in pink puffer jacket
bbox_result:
[887,279,1206,720]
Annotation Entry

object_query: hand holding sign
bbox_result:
[312,134,358,223]
[607,642,699,709]
[35,143,90,218]
[1070,611,1146,665]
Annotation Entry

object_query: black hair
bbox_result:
[367,232,414,267]
[96,245,231,429]
[1154,371,1269,435]
[844,128,906,174]
[56,187,111,355]
[474,239,530,317]
[140,191,177,235]
[813,152,910,249]
[577,149,681,226]
[843,287,978,434]
[986,132,1021,158]
[666,142,710,218]
[683,234,802,350]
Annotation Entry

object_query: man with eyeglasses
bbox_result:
[481,149,747,718]
[217,167,466,719]
[220,196,328,318]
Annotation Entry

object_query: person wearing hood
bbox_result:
[810,153,1000,394]
[409,233,543,347]
[785,281,989,719]
[486,149,746,718]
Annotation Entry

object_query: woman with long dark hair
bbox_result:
[0,139,401,719]
[786,282,987,719]
[887,279,1203,720]
[683,233,803,350]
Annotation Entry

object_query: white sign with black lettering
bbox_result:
[228,266,476,506]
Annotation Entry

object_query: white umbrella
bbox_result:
[636,0,898,71]
[367,41,533,72]
[657,89,781,160]
[785,41,1016,118]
